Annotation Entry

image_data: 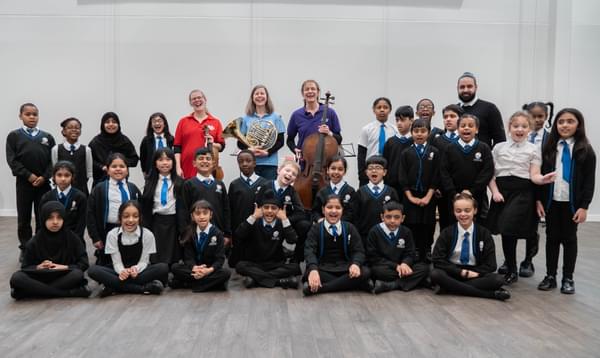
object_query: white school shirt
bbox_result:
[378,223,398,238]
[196,173,215,183]
[105,226,157,274]
[330,180,347,194]
[154,133,167,149]
[450,224,476,266]
[22,125,40,137]
[240,173,260,186]
[107,178,131,224]
[153,175,177,215]
[553,137,574,202]
[325,221,342,236]
[457,138,476,149]
[358,120,399,157]
[367,181,385,194]
[492,139,541,179]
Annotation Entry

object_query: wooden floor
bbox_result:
[0,217,599,358]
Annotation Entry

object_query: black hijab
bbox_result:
[94,112,131,149]
[30,201,72,264]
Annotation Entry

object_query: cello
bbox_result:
[204,124,224,180]
[294,91,339,209]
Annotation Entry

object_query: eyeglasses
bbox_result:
[367,166,385,171]
[418,104,433,110]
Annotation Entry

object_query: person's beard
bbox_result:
[459,91,475,103]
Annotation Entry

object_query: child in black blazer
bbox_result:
[235,189,301,289]
[536,108,596,294]
[311,155,355,223]
[139,112,174,178]
[430,192,509,301]
[170,200,231,292]
[87,153,141,265]
[39,161,87,241]
[303,195,372,296]
[366,201,430,294]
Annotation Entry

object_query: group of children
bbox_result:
[6,99,596,300]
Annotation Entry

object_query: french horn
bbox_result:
[222,117,278,150]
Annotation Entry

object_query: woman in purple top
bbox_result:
[286,80,342,161]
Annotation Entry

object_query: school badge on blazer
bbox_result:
[284,195,292,205]
[474,152,482,162]
[479,241,484,252]
[216,184,222,193]
[428,152,435,160]
[41,137,49,146]
[397,238,405,248]
[70,201,77,211]
[272,231,280,240]
[384,195,391,202]
[344,194,351,203]
[209,236,217,246]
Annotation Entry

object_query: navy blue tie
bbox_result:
[59,192,67,206]
[332,186,338,194]
[330,225,338,239]
[157,136,164,149]
[277,188,284,196]
[70,144,76,155]
[246,177,252,186]
[204,179,212,186]
[388,232,396,244]
[117,181,129,203]
[378,124,386,155]
[561,140,571,183]
[417,144,425,156]
[160,177,168,206]
[449,132,457,140]
[529,132,537,144]
[264,223,273,232]
[26,128,34,136]
[372,186,380,195]
[460,232,470,265]
[464,144,471,152]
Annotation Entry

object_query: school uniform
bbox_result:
[141,174,186,265]
[357,121,399,185]
[351,182,399,239]
[10,202,89,299]
[430,131,459,230]
[440,139,494,223]
[538,138,596,280]
[487,139,540,274]
[51,142,93,196]
[88,226,169,293]
[88,133,139,188]
[6,126,55,249]
[311,181,355,223]
[365,223,430,291]
[398,143,440,261]
[427,127,445,143]
[256,181,311,262]
[430,223,506,299]
[382,134,413,193]
[182,174,232,237]
[139,133,174,176]
[227,174,269,267]
[86,178,141,265]
[303,221,371,294]
[39,186,87,241]
[171,224,232,292]
[235,216,301,288]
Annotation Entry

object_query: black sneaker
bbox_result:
[504,272,519,285]
[98,285,115,298]
[493,288,511,301]
[497,262,509,275]
[561,278,575,294]
[519,261,535,277]
[143,280,164,295]
[538,275,557,291]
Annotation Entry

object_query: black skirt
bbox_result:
[151,214,181,264]
[487,176,537,237]
[402,189,437,225]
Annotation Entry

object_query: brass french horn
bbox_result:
[222,117,278,150]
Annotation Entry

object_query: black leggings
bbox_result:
[88,263,169,293]
[545,201,578,279]
[430,268,504,299]
[10,269,85,298]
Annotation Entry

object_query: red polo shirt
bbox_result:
[174,113,225,179]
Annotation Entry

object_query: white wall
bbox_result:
[1,0,599,218]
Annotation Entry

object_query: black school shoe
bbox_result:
[98,285,116,298]
[143,280,164,295]
[538,275,557,291]
[277,276,299,289]
[497,262,509,275]
[242,276,257,289]
[493,288,511,301]
[69,285,92,298]
[519,261,535,277]
[504,272,519,285]
[561,279,575,294]
[373,280,397,295]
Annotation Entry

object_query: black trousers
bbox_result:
[405,223,436,262]
[545,201,578,279]
[88,263,169,293]
[171,263,231,292]
[370,262,430,291]
[10,269,85,298]
[430,268,504,299]
[302,267,371,294]
[291,219,311,263]
[235,261,301,288]
[16,179,50,249]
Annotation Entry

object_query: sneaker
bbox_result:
[538,275,557,291]
[143,280,164,295]
[497,262,509,275]
[519,261,535,277]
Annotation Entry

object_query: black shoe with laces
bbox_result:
[143,280,164,295]
[519,261,535,277]
[504,272,519,285]
[493,288,511,301]
[538,275,557,291]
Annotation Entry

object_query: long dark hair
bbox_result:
[180,200,214,245]
[142,148,183,203]
[542,108,590,165]
[145,112,174,140]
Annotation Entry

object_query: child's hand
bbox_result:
[129,266,139,278]
[409,196,421,206]
[276,206,288,220]
[492,192,504,203]
[49,263,69,271]
[541,171,557,184]
[119,270,130,281]
[191,265,204,273]
[536,201,545,218]
[94,241,104,250]
[176,166,183,177]
[573,208,588,223]
[466,270,479,279]
[252,203,263,219]
[348,264,361,279]
[37,260,53,270]
[397,263,413,277]
[224,237,232,247]
[28,174,38,184]
[420,197,431,206]
[308,270,321,292]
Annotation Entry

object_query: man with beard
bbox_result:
[456,72,506,147]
